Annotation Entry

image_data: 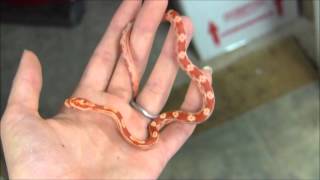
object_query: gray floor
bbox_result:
[160,82,319,179]
[1,1,319,179]
[1,1,123,117]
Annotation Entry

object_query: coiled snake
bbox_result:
[64,10,215,149]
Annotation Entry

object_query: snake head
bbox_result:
[68,97,96,110]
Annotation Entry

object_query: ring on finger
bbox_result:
[130,99,159,119]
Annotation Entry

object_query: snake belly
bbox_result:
[64,10,215,150]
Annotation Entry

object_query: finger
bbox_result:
[7,50,43,112]
[76,0,142,93]
[160,67,213,158]
[136,17,193,115]
[107,0,168,100]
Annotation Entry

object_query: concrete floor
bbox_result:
[1,1,319,179]
[160,82,319,179]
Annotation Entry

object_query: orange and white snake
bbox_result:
[65,10,215,149]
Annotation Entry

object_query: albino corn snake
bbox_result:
[64,10,215,149]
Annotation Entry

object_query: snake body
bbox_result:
[65,10,215,149]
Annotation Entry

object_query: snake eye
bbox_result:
[70,98,95,110]
[79,99,93,106]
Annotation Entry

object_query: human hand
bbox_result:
[1,0,212,179]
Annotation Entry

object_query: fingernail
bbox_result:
[22,50,27,57]
[203,66,213,74]
[21,49,30,59]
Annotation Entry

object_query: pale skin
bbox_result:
[1,0,212,179]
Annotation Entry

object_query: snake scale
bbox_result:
[64,10,215,149]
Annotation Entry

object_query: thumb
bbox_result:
[7,50,43,112]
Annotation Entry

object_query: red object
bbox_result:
[209,22,220,46]
[274,0,284,16]
[221,10,274,37]
[65,10,215,149]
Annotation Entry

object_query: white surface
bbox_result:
[179,0,299,61]
[206,17,315,71]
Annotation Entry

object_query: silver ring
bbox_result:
[130,100,158,119]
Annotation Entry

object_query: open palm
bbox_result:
[1,0,212,179]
